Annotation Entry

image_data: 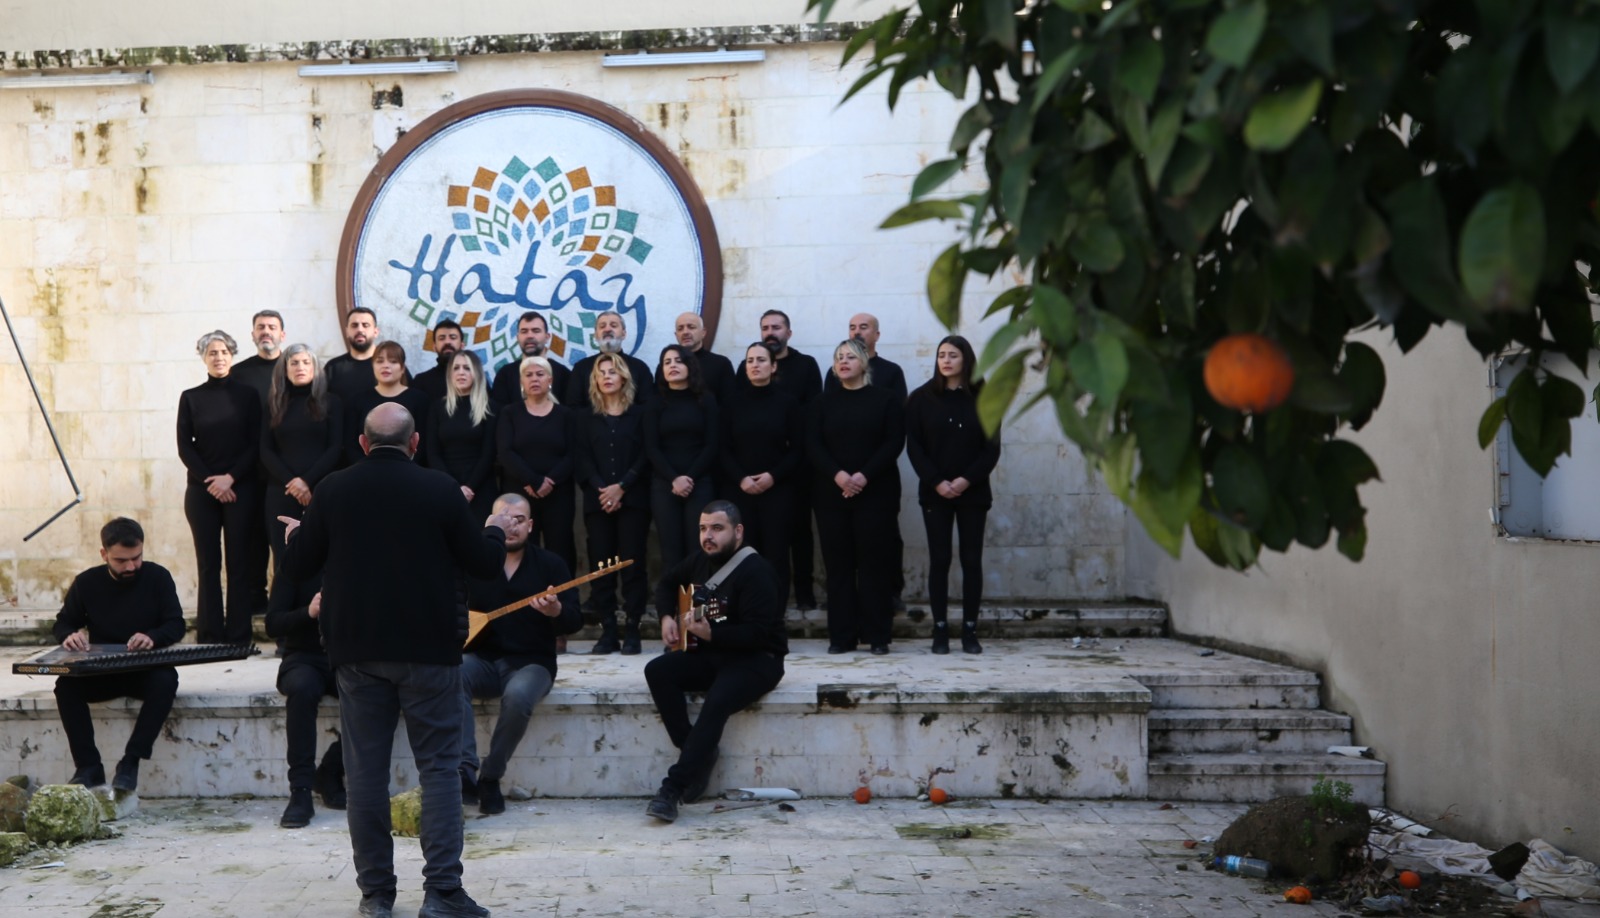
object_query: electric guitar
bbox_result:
[464,557,632,648]
[675,584,728,652]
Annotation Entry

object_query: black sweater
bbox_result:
[807,384,905,495]
[261,385,343,488]
[905,384,1002,506]
[490,359,572,410]
[325,354,376,404]
[497,402,577,492]
[343,387,433,466]
[645,388,719,482]
[465,546,583,676]
[652,550,788,657]
[575,405,649,512]
[264,568,325,656]
[425,398,497,495]
[53,563,186,647]
[693,349,736,404]
[232,354,279,406]
[177,375,262,486]
[720,382,803,485]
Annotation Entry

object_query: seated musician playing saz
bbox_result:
[52,517,186,792]
[644,500,787,823]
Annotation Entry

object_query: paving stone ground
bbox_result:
[0,796,1392,917]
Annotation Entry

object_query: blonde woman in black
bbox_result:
[576,354,651,654]
[424,350,497,523]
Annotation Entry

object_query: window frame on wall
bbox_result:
[1489,350,1600,542]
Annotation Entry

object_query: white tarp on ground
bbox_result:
[1517,840,1600,902]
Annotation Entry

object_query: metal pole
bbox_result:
[0,293,83,540]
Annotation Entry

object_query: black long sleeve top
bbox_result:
[177,375,262,486]
[231,354,279,407]
[693,349,736,405]
[825,355,908,402]
[739,347,822,407]
[905,384,1002,506]
[466,546,583,676]
[652,550,788,657]
[807,384,906,495]
[644,388,719,483]
[490,359,572,410]
[497,402,577,492]
[264,568,325,656]
[720,382,803,485]
[342,387,433,466]
[425,398,497,494]
[261,385,343,488]
[575,405,649,512]
[565,353,654,411]
[324,354,375,404]
[53,563,186,648]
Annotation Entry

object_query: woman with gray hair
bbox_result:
[177,329,267,643]
[261,343,342,570]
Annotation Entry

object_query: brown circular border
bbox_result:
[335,88,725,351]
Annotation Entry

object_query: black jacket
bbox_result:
[265,568,326,657]
[653,549,788,657]
[281,448,507,667]
[905,384,1001,507]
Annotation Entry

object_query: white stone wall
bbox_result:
[0,45,1125,614]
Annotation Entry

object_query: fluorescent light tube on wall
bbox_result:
[298,59,459,77]
[602,48,767,69]
[0,70,153,90]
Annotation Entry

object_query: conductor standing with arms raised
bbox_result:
[281,402,513,918]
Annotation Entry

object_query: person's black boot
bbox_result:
[961,622,983,655]
[931,620,950,655]
[590,614,621,654]
[620,617,642,655]
[280,788,314,828]
[478,778,505,816]
[315,741,346,809]
[68,763,106,787]
[112,756,140,792]
[646,788,680,823]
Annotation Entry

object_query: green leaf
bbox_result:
[1546,376,1586,419]
[927,243,966,329]
[1336,519,1367,561]
[950,102,994,153]
[1068,331,1131,403]
[976,314,1033,377]
[984,0,1018,50]
[880,200,965,229]
[1144,100,1185,187]
[984,286,1032,320]
[1130,448,1203,556]
[1212,445,1271,530]
[1279,3,1334,75]
[1243,80,1324,152]
[1160,258,1197,328]
[1115,36,1164,105]
[910,158,963,201]
[1129,392,1194,486]
[1546,6,1600,95]
[1458,182,1545,312]
[1384,180,1479,326]
[1188,505,1230,567]
[1205,0,1267,68]
[977,350,1027,436]
[1506,366,1543,447]
[1100,433,1138,500]
[1073,109,1117,151]
[1031,284,1078,349]
[1319,440,1380,487]
[1338,342,1386,430]
[1069,219,1126,273]
[1030,45,1088,114]
[1479,397,1508,449]
[1286,456,1330,548]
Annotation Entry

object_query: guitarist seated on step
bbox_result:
[644,500,787,823]
[457,492,583,815]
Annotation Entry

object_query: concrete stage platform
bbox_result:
[0,638,1385,804]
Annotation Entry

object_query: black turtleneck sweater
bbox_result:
[425,397,497,494]
[644,388,719,482]
[905,384,1002,506]
[693,349,736,404]
[806,384,905,495]
[465,546,583,676]
[53,563,186,647]
[720,382,803,484]
[177,375,262,486]
[261,385,343,488]
[232,354,279,406]
[325,354,376,404]
[343,387,433,466]
[739,346,822,406]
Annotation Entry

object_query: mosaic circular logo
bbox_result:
[337,90,723,378]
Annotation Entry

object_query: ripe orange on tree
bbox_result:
[1203,333,1296,413]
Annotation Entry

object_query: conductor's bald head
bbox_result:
[359,402,418,457]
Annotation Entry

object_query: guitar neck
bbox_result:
[478,560,633,626]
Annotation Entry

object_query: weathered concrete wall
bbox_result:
[0,44,1125,614]
[1126,330,1600,862]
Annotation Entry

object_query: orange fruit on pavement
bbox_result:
[928,787,949,804]
[853,786,872,804]
[1283,886,1313,904]
[1398,870,1422,889]
[1203,333,1295,413]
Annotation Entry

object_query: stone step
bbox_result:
[1148,708,1353,754]
[1147,753,1386,805]
[1132,670,1322,710]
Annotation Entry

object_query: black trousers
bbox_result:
[789,480,818,605]
[277,652,340,790]
[264,485,305,575]
[922,499,989,624]
[583,504,650,622]
[729,482,793,606]
[185,480,268,643]
[528,482,577,575]
[54,667,179,769]
[650,477,714,572]
[644,649,783,797]
[814,487,899,647]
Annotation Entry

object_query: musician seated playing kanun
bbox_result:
[50,518,186,793]
[643,500,787,823]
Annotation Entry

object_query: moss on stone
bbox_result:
[0,782,27,832]
[390,786,423,838]
[24,784,101,845]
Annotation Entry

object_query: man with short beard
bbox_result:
[564,311,654,411]
[674,311,734,404]
[51,517,185,793]
[490,313,570,409]
[412,319,467,402]
[233,310,287,406]
[642,501,786,823]
[326,307,382,404]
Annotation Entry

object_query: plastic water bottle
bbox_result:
[1213,855,1272,878]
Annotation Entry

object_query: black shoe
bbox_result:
[870,643,889,656]
[589,617,620,655]
[620,621,642,655]
[646,789,680,823]
[460,770,479,806]
[890,594,906,613]
[280,788,314,828]
[555,636,568,656]
[827,643,855,654]
[68,763,106,788]
[796,600,818,612]
[358,892,396,918]
[315,742,347,810]
[478,779,505,816]
[418,887,489,918]
[682,747,719,804]
[961,624,983,655]
[931,622,950,655]
[112,756,139,792]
